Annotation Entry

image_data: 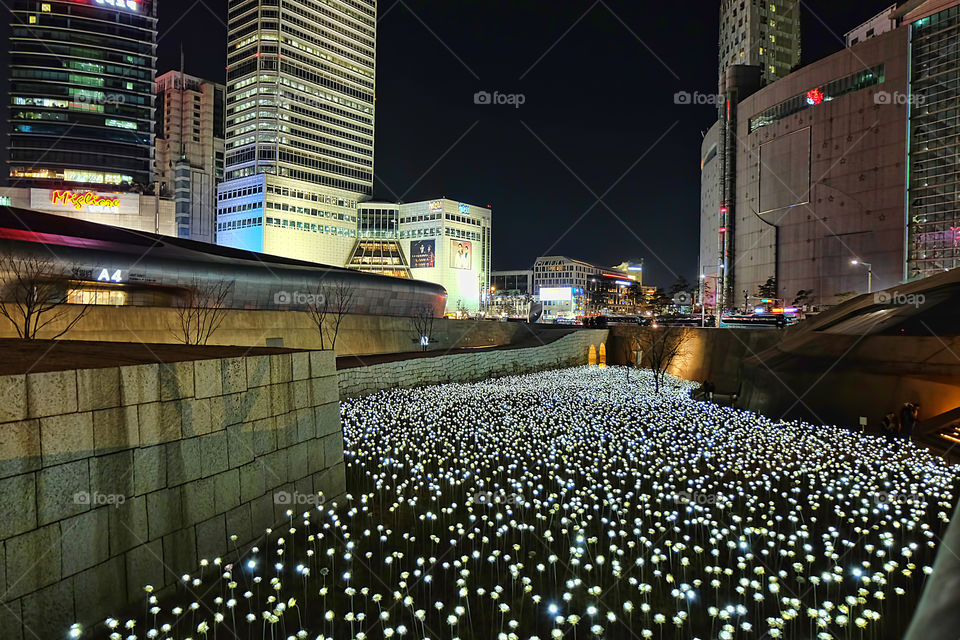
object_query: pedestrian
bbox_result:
[706,380,715,402]
[900,402,916,439]
[880,411,899,442]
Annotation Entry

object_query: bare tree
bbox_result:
[325,280,356,350]
[410,304,436,351]
[172,278,233,345]
[306,279,356,351]
[306,283,330,351]
[631,325,692,393]
[0,251,89,340]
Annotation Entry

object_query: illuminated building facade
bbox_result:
[345,201,410,278]
[7,0,156,189]
[719,0,801,85]
[904,1,960,278]
[701,0,960,311]
[155,70,225,243]
[215,172,360,266]
[533,256,631,316]
[216,0,375,265]
[0,185,175,235]
[397,199,491,315]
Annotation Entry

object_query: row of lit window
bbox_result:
[263,217,357,236]
[264,183,356,208]
[218,183,264,200]
[399,228,442,239]
[265,200,356,221]
[400,213,442,224]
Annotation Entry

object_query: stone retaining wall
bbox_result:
[338,329,609,399]
[0,351,344,640]
[0,307,531,357]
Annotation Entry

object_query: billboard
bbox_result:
[409,240,436,268]
[450,239,472,270]
[539,287,574,302]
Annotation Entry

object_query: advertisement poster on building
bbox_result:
[410,240,436,268]
[451,239,472,270]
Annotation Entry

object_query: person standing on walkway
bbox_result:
[900,402,916,439]
[881,411,899,441]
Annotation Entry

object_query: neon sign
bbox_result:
[428,200,443,212]
[51,190,120,211]
[806,88,825,105]
[97,269,123,283]
[458,202,470,214]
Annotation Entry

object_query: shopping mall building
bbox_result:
[701,0,960,310]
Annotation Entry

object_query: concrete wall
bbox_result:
[0,351,344,640]
[608,326,783,391]
[338,329,608,398]
[0,306,530,357]
[732,28,909,307]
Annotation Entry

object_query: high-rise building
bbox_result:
[903,0,960,279]
[155,70,226,243]
[700,0,960,312]
[719,0,801,85]
[7,0,157,189]
[216,0,376,266]
[845,5,898,47]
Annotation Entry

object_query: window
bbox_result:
[749,65,886,132]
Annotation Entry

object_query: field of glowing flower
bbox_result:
[85,367,958,640]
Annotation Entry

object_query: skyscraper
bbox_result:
[7,0,157,189]
[903,1,960,279]
[719,0,801,84]
[155,70,226,243]
[215,0,376,265]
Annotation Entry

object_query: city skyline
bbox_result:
[0,1,903,287]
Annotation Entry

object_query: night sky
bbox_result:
[2,1,897,287]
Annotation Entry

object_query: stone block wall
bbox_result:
[338,329,609,399]
[0,351,344,640]
[0,307,532,357]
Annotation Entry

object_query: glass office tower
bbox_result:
[907,4,960,278]
[8,0,157,189]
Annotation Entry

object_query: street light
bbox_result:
[851,259,873,294]
[699,274,706,328]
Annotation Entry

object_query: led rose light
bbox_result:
[79,368,957,639]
